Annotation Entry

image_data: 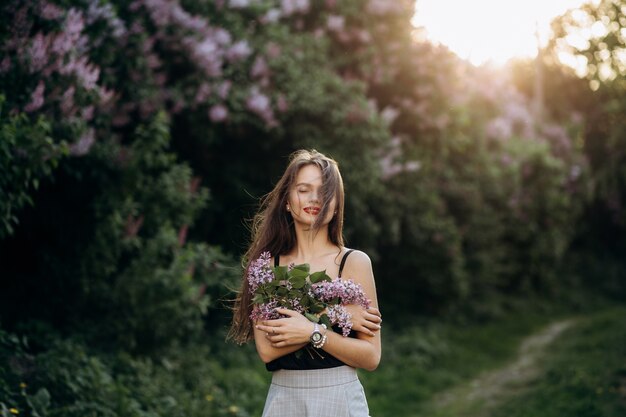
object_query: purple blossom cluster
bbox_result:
[246,88,277,127]
[246,251,274,292]
[135,0,284,127]
[326,305,353,337]
[1,1,117,156]
[312,278,371,309]
[249,300,280,322]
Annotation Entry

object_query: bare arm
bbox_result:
[253,320,307,364]
[256,251,382,371]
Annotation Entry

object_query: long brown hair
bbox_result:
[228,149,345,344]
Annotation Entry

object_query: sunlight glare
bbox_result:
[412,0,600,66]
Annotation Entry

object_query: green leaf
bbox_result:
[292,263,310,273]
[289,268,309,280]
[273,265,288,280]
[305,313,319,323]
[252,294,265,304]
[309,303,325,314]
[291,275,306,289]
[26,388,50,416]
[320,314,332,329]
[310,270,331,283]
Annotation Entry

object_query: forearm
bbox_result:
[321,332,381,371]
[253,327,307,363]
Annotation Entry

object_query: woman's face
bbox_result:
[287,164,336,227]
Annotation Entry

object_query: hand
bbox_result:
[345,304,382,337]
[255,308,314,348]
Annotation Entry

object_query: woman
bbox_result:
[229,149,382,417]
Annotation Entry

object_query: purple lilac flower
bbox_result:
[60,86,76,116]
[24,81,45,113]
[28,33,50,73]
[281,0,310,16]
[194,83,212,103]
[246,88,277,127]
[312,278,370,309]
[209,104,228,122]
[70,128,96,156]
[287,298,304,314]
[69,128,96,156]
[260,9,281,24]
[86,0,127,38]
[39,1,64,20]
[250,300,280,322]
[326,15,345,31]
[81,105,94,121]
[247,251,274,292]
[326,305,353,337]
[250,56,269,79]
[217,80,231,99]
[226,40,252,62]
[59,57,100,90]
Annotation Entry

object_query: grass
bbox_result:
[359,303,626,417]
[489,305,626,417]
[360,308,563,417]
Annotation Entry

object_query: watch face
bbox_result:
[311,332,323,343]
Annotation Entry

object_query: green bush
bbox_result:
[0,96,67,238]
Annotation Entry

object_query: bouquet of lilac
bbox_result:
[248,252,370,337]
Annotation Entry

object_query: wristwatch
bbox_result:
[310,323,323,345]
[310,323,328,349]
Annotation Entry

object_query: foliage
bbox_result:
[548,0,626,296]
[0,326,267,417]
[0,96,67,238]
[0,0,620,415]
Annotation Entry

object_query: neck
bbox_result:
[291,223,338,262]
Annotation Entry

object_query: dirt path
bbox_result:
[429,319,576,417]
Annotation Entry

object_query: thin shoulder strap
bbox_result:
[274,254,280,267]
[338,249,355,278]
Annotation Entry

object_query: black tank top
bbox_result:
[265,249,357,371]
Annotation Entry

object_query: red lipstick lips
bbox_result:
[303,207,321,215]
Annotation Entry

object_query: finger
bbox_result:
[260,319,284,326]
[366,307,381,317]
[363,326,380,336]
[365,313,383,324]
[266,334,285,343]
[362,320,381,330]
[256,324,278,333]
[274,308,298,317]
[353,323,376,337]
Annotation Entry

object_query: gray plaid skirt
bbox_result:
[261,366,370,417]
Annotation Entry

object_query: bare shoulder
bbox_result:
[342,249,378,303]
[342,249,374,281]
[345,249,372,268]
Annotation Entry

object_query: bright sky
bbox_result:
[412,0,596,65]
